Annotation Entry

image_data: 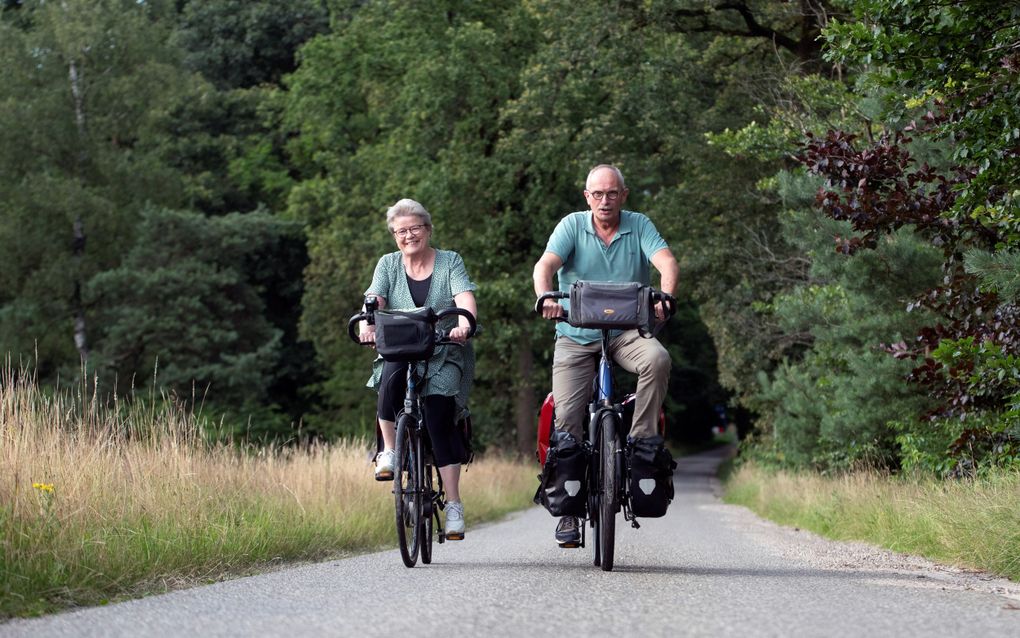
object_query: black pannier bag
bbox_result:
[626,435,677,518]
[534,430,587,517]
[568,281,653,334]
[374,308,437,362]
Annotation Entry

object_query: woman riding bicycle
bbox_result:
[358,198,478,540]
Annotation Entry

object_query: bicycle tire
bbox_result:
[598,411,618,571]
[592,448,602,567]
[393,415,421,567]
[421,453,434,564]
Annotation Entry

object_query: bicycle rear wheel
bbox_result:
[598,411,618,571]
[393,415,421,567]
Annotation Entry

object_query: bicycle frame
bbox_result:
[400,364,447,540]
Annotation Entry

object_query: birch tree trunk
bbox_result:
[69,54,89,361]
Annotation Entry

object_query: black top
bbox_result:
[406,273,432,307]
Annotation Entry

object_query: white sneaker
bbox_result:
[445,501,465,540]
[375,449,395,481]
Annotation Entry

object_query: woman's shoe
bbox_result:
[374,449,395,481]
[445,501,465,540]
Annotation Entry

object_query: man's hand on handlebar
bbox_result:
[654,301,668,322]
[540,297,564,320]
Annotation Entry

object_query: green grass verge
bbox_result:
[1,454,536,619]
[0,370,537,619]
[723,462,1020,582]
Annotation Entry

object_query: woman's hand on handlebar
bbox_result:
[448,326,472,343]
[359,326,377,345]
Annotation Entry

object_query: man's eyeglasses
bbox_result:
[392,224,427,238]
[588,190,621,201]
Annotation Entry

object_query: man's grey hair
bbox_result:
[586,164,626,190]
[385,198,433,232]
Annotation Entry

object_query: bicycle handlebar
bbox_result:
[347,302,478,347]
[534,286,679,331]
[650,290,678,319]
[534,291,570,322]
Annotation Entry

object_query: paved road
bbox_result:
[4,447,1018,637]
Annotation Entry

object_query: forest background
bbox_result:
[1,0,1017,476]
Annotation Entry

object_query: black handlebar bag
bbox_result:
[569,281,653,335]
[374,308,437,363]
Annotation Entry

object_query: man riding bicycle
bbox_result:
[533,164,679,547]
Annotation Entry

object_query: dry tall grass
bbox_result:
[725,462,1020,582]
[0,367,536,618]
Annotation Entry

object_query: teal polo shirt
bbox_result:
[545,210,669,345]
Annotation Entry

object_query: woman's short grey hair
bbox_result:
[386,198,433,232]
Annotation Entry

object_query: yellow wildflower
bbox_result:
[32,482,54,493]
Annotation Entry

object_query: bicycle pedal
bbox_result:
[445,532,465,541]
[375,472,394,482]
[557,541,581,549]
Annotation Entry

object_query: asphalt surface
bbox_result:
[3,446,1018,637]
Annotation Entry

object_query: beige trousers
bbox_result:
[551,330,670,441]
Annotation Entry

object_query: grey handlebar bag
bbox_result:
[374,308,437,362]
[568,281,653,336]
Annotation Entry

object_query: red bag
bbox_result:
[537,392,555,465]
[537,392,665,465]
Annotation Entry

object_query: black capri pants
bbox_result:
[378,360,467,468]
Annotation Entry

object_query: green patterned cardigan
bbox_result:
[364,249,477,419]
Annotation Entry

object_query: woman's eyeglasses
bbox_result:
[392,224,427,238]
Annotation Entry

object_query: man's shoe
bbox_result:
[445,501,465,540]
[555,515,580,548]
[374,449,395,481]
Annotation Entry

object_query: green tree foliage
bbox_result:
[0,0,201,377]
[754,204,943,470]
[669,6,849,408]
[688,4,959,470]
[285,1,534,441]
[824,0,1020,243]
[708,0,1020,473]
[86,208,305,439]
[285,0,751,450]
[173,0,329,91]
[0,1,322,440]
[798,0,1020,473]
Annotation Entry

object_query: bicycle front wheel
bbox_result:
[393,415,421,567]
[598,411,619,572]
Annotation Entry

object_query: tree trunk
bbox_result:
[514,334,536,459]
[69,55,89,361]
